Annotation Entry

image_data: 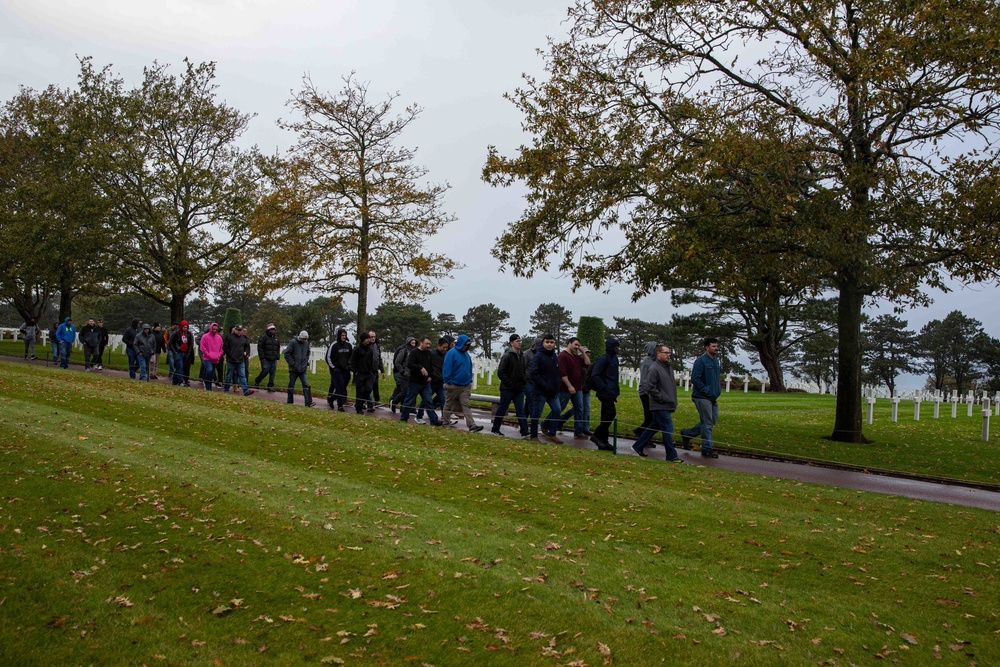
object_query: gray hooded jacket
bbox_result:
[637,341,658,395]
[646,358,678,412]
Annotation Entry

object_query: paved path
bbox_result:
[14,356,1000,511]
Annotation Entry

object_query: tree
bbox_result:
[256,74,460,335]
[789,329,839,393]
[528,303,576,346]
[607,317,654,369]
[484,0,1000,443]
[673,290,837,392]
[862,315,918,396]
[434,313,459,339]
[0,84,114,321]
[366,302,435,349]
[919,311,995,394]
[576,315,605,357]
[248,298,292,341]
[460,303,514,359]
[79,58,264,324]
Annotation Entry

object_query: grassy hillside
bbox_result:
[1,361,997,665]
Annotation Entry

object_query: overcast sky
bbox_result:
[2,0,997,388]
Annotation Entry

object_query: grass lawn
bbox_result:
[1,361,998,665]
[4,340,997,484]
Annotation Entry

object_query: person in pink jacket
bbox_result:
[198,322,225,390]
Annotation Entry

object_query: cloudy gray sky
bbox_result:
[2,0,997,387]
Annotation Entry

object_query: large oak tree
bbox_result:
[484,0,1000,442]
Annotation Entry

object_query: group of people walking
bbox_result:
[17,315,723,457]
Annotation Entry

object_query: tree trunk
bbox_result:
[831,279,868,442]
[754,342,787,392]
[170,292,186,326]
[58,288,74,322]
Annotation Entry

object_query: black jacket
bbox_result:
[528,343,561,398]
[224,333,250,365]
[168,330,196,360]
[350,342,376,377]
[79,324,101,348]
[497,347,526,394]
[257,331,282,361]
[407,347,434,385]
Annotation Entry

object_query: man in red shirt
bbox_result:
[548,337,591,438]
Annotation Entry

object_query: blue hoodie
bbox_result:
[442,334,473,385]
[56,317,76,344]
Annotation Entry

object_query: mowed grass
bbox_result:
[4,341,997,484]
[1,361,998,666]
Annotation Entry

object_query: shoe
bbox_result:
[490,430,505,437]
[431,421,448,427]
[521,434,533,440]
[668,458,685,464]
[701,449,718,459]
[31,356,39,360]
[266,387,274,393]
[367,408,376,413]
[582,430,593,436]
[590,435,607,449]
[681,435,692,450]
[574,432,587,439]
[245,389,255,396]
[632,443,647,457]
[305,401,316,407]
[543,434,563,444]
[337,407,345,412]
[390,404,397,414]
[450,418,459,425]
[468,425,484,433]
[415,418,426,425]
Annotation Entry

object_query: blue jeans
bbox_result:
[634,410,678,460]
[255,358,277,389]
[492,388,529,435]
[288,369,312,405]
[137,355,150,380]
[400,382,439,424]
[58,341,71,368]
[126,347,139,378]
[417,382,445,419]
[581,391,592,432]
[225,360,249,394]
[531,393,563,438]
[166,349,177,383]
[553,390,585,435]
[681,398,718,451]
[201,359,217,390]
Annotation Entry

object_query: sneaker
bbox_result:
[543,433,563,444]
[468,425,484,433]
[367,408,376,413]
[245,389,255,396]
[668,458,685,464]
[449,418,459,425]
[490,430,505,437]
[632,443,647,457]
[701,449,718,459]
[681,435,692,450]
[574,432,587,439]
[414,418,426,425]
[31,356,39,360]
[521,434,534,440]
[304,401,316,408]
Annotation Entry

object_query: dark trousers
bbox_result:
[636,393,656,439]
[288,369,312,405]
[390,379,409,409]
[328,368,350,408]
[400,382,439,423]
[593,396,617,443]
[371,373,381,402]
[255,358,277,388]
[83,343,99,369]
[355,375,374,413]
[492,388,529,435]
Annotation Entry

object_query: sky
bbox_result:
[2,0,997,389]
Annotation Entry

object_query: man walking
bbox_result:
[632,345,682,462]
[134,323,158,381]
[400,336,442,425]
[350,332,376,413]
[588,338,620,452]
[389,337,417,413]
[96,319,109,370]
[528,334,563,443]
[168,321,195,385]
[367,330,385,410]
[151,323,165,379]
[254,323,281,392]
[325,328,352,410]
[198,322,224,390]
[18,317,39,360]
[554,337,590,438]
[56,317,76,369]
[416,336,452,424]
[78,318,102,370]
[491,334,529,437]
[223,325,254,396]
[441,334,483,432]
[123,318,141,378]
[284,330,314,407]
[680,337,722,458]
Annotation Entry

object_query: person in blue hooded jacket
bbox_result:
[441,334,483,432]
[587,337,620,451]
[55,317,76,369]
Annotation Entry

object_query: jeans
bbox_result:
[681,398,718,452]
[58,341,71,369]
[593,396,617,444]
[201,359,217,390]
[581,391,591,432]
[288,369,312,405]
[126,347,138,378]
[225,360,249,394]
[400,382,439,424]
[255,358,277,389]
[633,410,678,460]
[137,355,150,380]
[530,393,563,438]
[492,388,529,435]
[417,382,445,419]
[553,390,584,435]
[167,349,177,383]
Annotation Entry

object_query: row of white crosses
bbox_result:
[864,387,998,441]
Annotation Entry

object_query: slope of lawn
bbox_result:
[1,361,997,666]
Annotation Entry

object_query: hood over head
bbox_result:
[131,318,140,328]
[644,341,658,357]
[605,337,620,354]
[405,336,416,346]
[454,334,471,350]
